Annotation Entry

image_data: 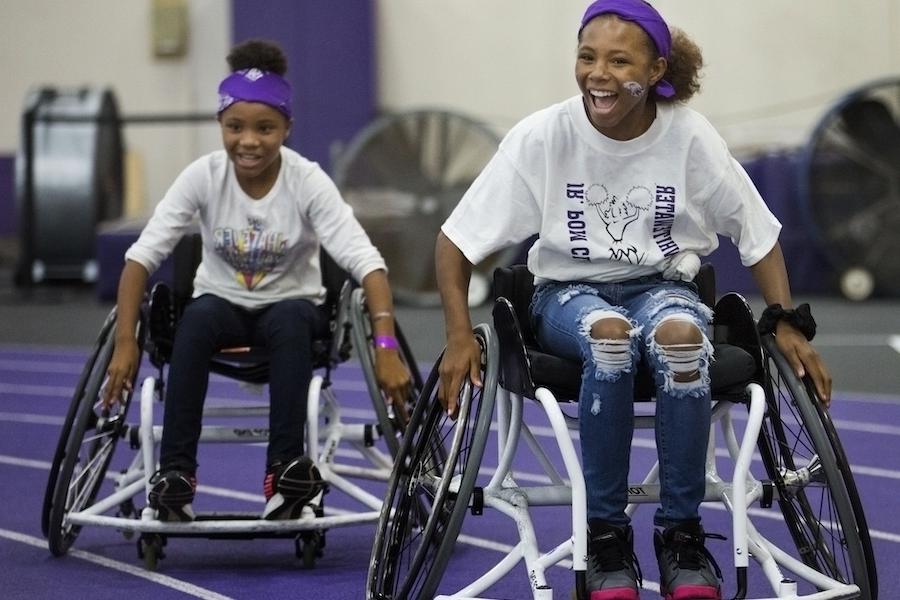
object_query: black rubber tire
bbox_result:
[46,310,143,556]
[41,308,118,538]
[366,324,498,600]
[756,334,877,599]
[350,291,424,458]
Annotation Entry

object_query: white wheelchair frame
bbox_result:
[435,381,860,600]
[44,285,417,569]
[367,271,875,600]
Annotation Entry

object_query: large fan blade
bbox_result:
[333,110,517,305]
[840,98,900,168]
[801,79,900,297]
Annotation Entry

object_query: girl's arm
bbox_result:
[361,269,412,422]
[749,242,832,405]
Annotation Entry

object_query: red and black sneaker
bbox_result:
[148,469,196,522]
[262,456,326,520]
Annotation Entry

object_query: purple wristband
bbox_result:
[374,335,399,350]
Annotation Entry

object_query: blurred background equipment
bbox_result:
[15,87,124,285]
[13,79,900,303]
[798,77,900,301]
[332,109,517,307]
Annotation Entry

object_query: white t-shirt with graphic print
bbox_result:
[442,95,781,284]
[125,147,386,309]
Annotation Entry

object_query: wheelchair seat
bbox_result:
[491,264,757,402]
[145,233,352,384]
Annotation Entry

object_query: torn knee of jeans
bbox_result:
[556,283,600,305]
[645,289,714,325]
[577,309,635,382]
[647,332,714,398]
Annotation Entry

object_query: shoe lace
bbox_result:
[670,530,725,580]
[590,532,643,584]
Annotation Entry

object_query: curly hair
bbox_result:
[226,39,288,75]
[664,27,703,103]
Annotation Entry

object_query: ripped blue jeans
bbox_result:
[530,275,714,527]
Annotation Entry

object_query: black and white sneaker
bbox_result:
[148,469,196,522]
[262,456,326,520]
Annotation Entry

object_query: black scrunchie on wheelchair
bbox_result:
[757,302,817,341]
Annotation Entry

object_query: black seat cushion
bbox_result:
[492,264,756,403]
[146,233,350,382]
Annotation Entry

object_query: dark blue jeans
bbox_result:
[530,276,714,527]
[160,294,329,473]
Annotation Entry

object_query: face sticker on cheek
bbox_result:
[623,81,645,97]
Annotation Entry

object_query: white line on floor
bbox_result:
[0,527,234,600]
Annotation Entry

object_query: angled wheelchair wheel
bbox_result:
[756,334,877,599]
[367,324,498,600]
[349,289,424,457]
[45,309,145,556]
[41,309,118,538]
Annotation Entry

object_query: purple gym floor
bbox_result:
[0,344,895,599]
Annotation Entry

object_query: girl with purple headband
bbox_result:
[103,40,411,523]
[435,1,830,599]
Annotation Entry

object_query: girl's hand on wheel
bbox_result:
[103,340,139,408]
[437,333,482,420]
[374,348,413,426]
[774,321,832,407]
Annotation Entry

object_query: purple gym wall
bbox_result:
[231,0,376,173]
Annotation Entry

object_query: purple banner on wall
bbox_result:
[0,156,14,235]
[705,149,833,295]
[231,0,375,173]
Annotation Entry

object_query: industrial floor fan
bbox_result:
[332,109,517,306]
[798,77,900,300]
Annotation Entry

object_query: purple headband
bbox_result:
[217,68,292,120]
[579,0,675,98]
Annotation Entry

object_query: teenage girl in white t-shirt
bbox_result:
[435,2,830,599]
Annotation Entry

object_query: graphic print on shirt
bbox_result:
[214,217,288,290]
[586,183,653,264]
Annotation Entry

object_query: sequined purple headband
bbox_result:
[579,0,675,98]
[217,68,292,120]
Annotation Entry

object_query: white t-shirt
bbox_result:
[125,147,386,309]
[442,96,781,283]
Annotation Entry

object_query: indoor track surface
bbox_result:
[0,291,897,599]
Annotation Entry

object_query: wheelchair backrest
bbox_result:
[170,233,351,311]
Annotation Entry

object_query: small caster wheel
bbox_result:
[295,531,325,569]
[117,499,137,540]
[138,534,166,571]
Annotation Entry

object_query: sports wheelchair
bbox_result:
[367,264,877,600]
[41,234,422,569]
